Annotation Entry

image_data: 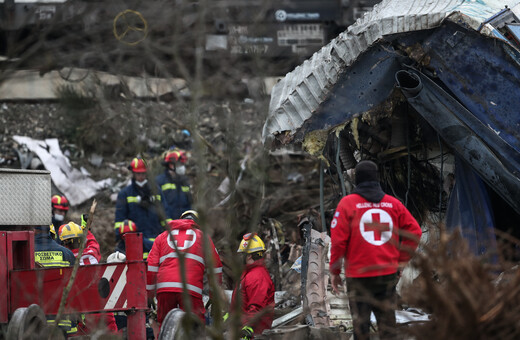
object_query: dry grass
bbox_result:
[402,229,520,340]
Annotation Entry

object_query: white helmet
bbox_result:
[107,251,126,263]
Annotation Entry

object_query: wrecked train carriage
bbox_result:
[263,0,520,257]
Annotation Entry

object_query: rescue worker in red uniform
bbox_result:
[330,160,422,340]
[231,233,275,339]
[78,213,102,264]
[146,212,223,324]
[58,221,101,265]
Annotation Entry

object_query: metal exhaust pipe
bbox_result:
[395,70,423,98]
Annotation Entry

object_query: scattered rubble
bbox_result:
[0,96,347,335]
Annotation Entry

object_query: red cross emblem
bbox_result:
[360,209,393,245]
[365,213,391,241]
[168,229,197,250]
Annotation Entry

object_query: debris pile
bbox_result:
[0,97,337,273]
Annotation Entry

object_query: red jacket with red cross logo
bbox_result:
[146,219,223,298]
[330,193,422,278]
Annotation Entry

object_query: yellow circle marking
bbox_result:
[113,9,148,46]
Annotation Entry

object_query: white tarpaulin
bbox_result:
[371,308,431,325]
[13,136,111,206]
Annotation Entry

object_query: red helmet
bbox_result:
[119,219,138,234]
[51,195,69,211]
[164,150,187,164]
[129,157,147,173]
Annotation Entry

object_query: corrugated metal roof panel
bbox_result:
[263,0,520,147]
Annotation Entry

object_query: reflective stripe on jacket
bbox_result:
[156,171,192,220]
[146,219,222,298]
[71,230,102,264]
[47,318,78,334]
[35,251,72,267]
[114,181,164,254]
[34,233,75,267]
[34,233,77,334]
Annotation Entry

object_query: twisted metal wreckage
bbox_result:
[261,0,520,335]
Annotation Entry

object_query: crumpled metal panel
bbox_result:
[424,21,520,161]
[0,169,51,226]
[292,43,402,143]
[303,229,331,327]
[263,0,520,148]
[396,70,520,214]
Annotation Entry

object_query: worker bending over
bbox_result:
[58,221,100,265]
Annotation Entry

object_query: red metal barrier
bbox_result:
[124,232,147,339]
[0,231,8,324]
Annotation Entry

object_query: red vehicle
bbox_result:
[0,169,148,339]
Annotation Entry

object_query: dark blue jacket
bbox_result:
[34,232,78,334]
[155,171,192,220]
[34,232,75,267]
[114,180,164,257]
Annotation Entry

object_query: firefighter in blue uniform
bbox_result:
[156,149,192,222]
[50,194,69,238]
[114,157,163,259]
[34,224,77,335]
[34,225,75,267]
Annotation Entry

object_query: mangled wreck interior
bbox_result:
[262,0,520,337]
[264,0,520,259]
